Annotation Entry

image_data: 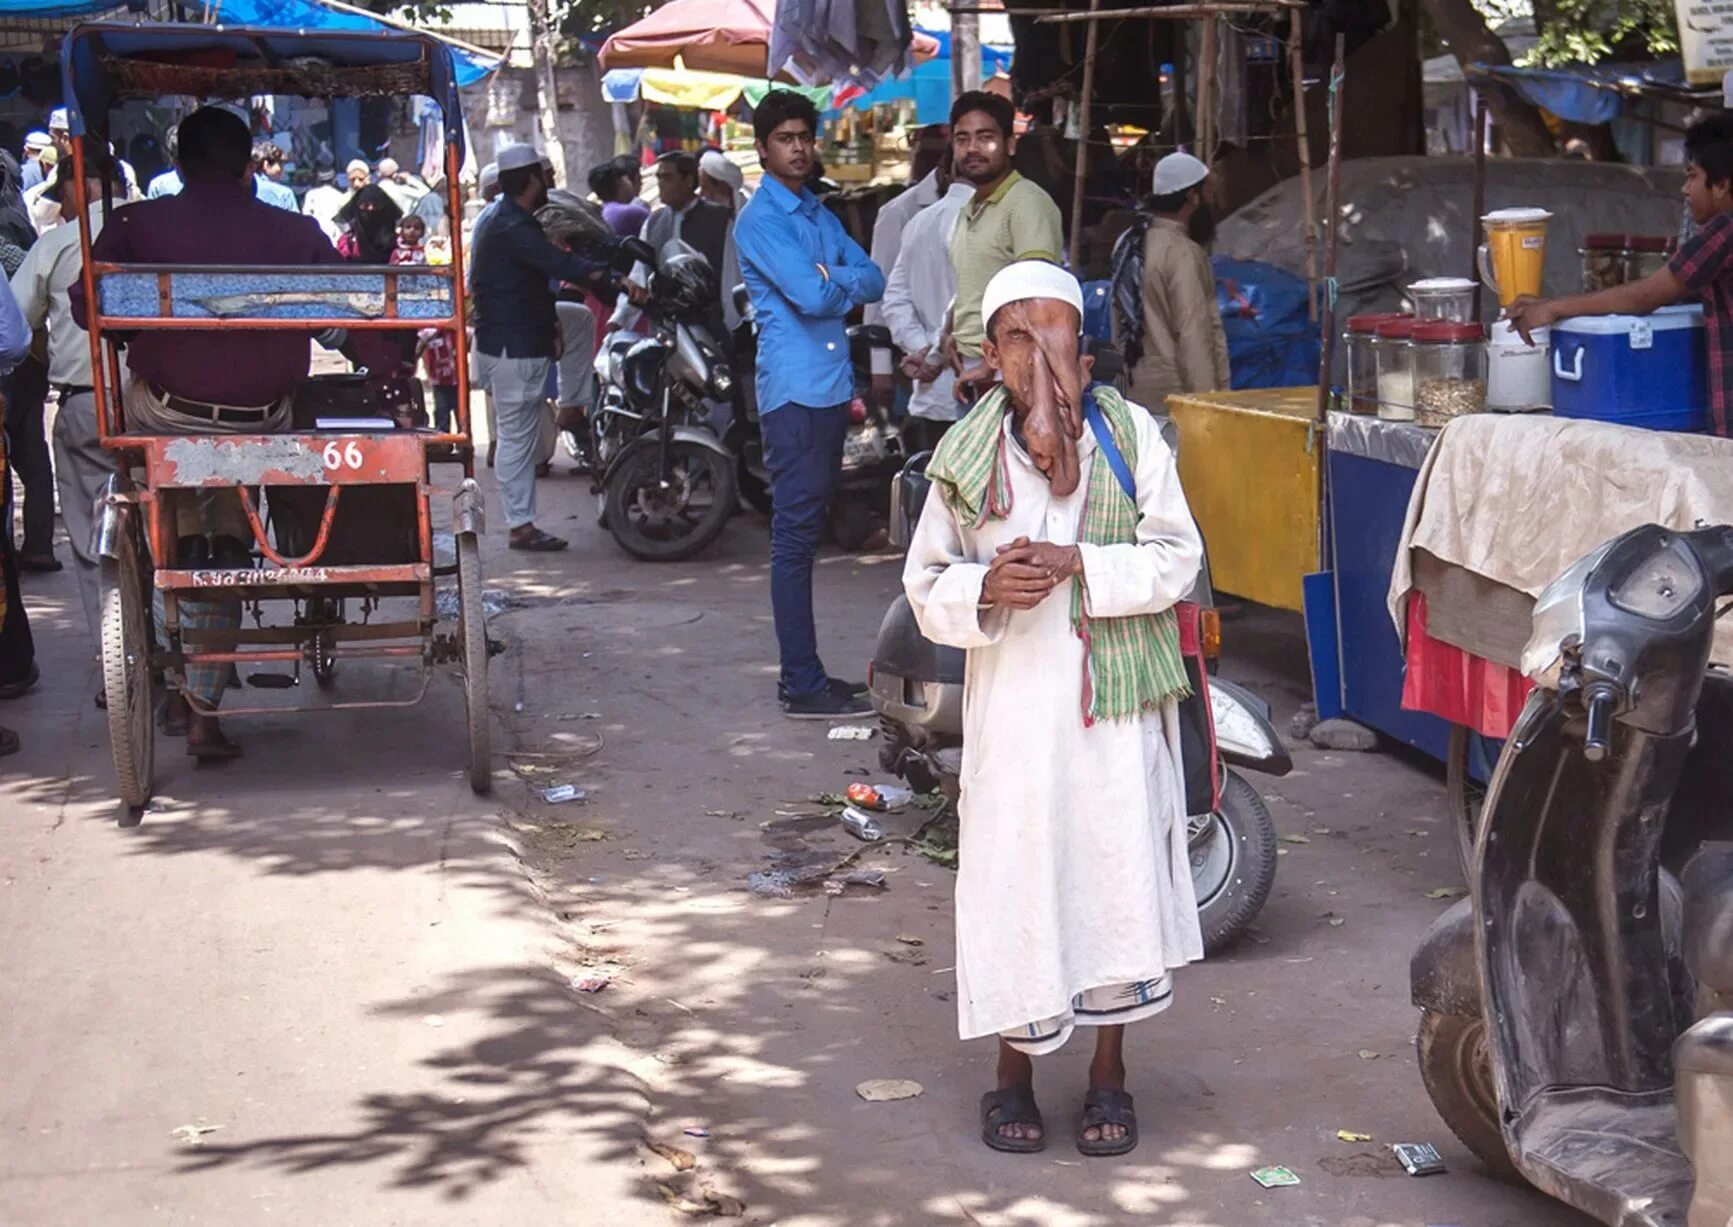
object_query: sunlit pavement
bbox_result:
[0,460,1589,1226]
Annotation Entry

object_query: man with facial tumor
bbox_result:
[903,260,1205,1158]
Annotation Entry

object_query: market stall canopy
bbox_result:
[827,27,1011,123]
[599,0,936,83]
[0,0,501,85]
[601,64,828,110]
[60,21,470,153]
[1466,57,1715,125]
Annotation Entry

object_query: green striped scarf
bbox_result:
[926,384,1190,725]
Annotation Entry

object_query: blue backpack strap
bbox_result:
[1082,388,1136,503]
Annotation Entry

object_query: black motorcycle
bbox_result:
[1411,523,1733,1223]
[727,288,906,552]
[590,241,739,562]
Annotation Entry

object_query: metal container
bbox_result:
[1580,233,1672,292]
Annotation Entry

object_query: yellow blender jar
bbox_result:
[1478,207,1553,306]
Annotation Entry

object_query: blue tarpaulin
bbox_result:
[825,28,1012,125]
[1468,58,1700,126]
[1213,258,1321,390]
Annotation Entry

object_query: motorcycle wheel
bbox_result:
[604,441,738,562]
[1416,1010,1519,1178]
[1191,769,1278,953]
[1446,725,1492,878]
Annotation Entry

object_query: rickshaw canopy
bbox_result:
[60,22,467,158]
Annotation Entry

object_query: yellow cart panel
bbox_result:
[1166,387,1321,613]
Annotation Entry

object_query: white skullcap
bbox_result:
[48,107,68,131]
[980,260,1085,336]
[1152,151,1208,196]
[23,130,50,151]
[496,143,542,172]
[345,158,370,177]
[700,150,743,191]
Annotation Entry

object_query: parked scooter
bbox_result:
[588,241,738,561]
[727,287,907,551]
[867,432,1289,952]
[1410,523,1733,1223]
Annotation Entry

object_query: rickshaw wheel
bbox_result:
[99,538,155,814]
[456,531,492,794]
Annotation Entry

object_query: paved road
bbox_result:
[1,466,1591,1226]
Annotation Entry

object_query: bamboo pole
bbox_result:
[1068,0,1104,269]
[1031,2,1302,21]
[1289,15,1316,320]
[1197,14,1217,161]
[1471,95,1489,322]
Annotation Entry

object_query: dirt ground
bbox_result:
[0,463,1592,1226]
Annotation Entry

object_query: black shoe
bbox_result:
[781,688,873,721]
[778,676,869,704]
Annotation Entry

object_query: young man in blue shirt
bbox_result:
[734,90,886,719]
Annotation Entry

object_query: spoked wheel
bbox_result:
[604,441,737,561]
[305,598,342,689]
[1417,1010,1519,1177]
[99,535,155,815]
[455,532,492,794]
[1190,770,1279,953]
[1447,725,1493,877]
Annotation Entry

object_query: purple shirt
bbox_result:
[73,172,397,406]
[602,199,650,238]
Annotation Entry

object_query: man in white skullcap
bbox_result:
[1111,151,1230,413]
[20,130,51,191]
[469,142,641,550]
[905,259,1204,1159]
[696,150,749,334]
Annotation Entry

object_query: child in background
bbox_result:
[392,214,427,265]
[417,325,459,432]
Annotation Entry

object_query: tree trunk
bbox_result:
[527,0,568,187]
[1419,0,1555,157]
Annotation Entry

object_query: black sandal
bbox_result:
[0,662,39,700]
[1076,1088,1138,1157]
[980,1086,1046,1154]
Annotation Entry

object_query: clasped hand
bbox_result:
[982,536,1082,610]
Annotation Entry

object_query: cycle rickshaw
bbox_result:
[63,23,492,814]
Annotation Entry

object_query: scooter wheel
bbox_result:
[1416,1011,1520,1179]
[1193,770,1278,953]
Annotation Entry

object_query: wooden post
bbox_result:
[1197,14,1217,161]
[526,0,567,186]
[953,0,982,95]
[1315,33,1345,428]
[1471,94,1489,322]
[1289,15,1316,319]
[1068,0,1103,268]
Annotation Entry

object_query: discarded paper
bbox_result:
[828,725,874,741]
[1281,834,1311,845]
[1337,1130,1374,1143]
[683,1126,712,1139]
[542,784,589,805]
[1358,1049,1382,1061]
[1425,886,1467,900]
[1250,1165,1301,1188]
[171,1123,222,1147]
[856,1079,924,1102]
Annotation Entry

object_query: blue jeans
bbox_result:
[763,401,848,699]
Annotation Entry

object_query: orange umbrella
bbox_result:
[599,0,937,78]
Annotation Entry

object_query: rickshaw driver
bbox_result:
[72,105,405,762]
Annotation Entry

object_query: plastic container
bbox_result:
[1479,207,1552,306]
[1374,316,1417,421]
[1408,277,1477,322]
[1411,321,1488,427]
[1345,312,1408,415]
[1485,319,1550,411]
[1580,233,1673,292]
[1551,304,1708,432]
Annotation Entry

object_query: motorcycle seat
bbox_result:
[1682,843,1733,1006]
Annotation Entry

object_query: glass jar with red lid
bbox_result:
[1411,321,1487,427]
[1345,312,1409,415]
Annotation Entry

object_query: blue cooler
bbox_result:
[1550,304,1707,432]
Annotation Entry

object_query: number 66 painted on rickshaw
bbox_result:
[64,23,492,816]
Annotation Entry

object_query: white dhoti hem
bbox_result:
[1000,975,1175,1055]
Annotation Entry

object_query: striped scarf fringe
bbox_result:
[925,384,1191,725]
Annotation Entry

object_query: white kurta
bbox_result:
[903,405,1207,1043]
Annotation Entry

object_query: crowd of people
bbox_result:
[0,85,1260,1161]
